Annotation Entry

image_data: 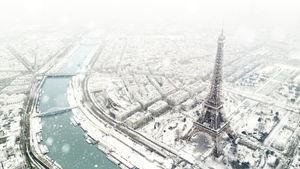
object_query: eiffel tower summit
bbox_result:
[185,29,236,157]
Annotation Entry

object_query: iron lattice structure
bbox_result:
[198,30,226,130]
[185,30,236,157]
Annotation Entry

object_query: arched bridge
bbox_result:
[36,73,77,78]
[35,106,77,117]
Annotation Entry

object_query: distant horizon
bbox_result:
[0,0,299,32]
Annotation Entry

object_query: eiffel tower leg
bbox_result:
[183,126,197,141]
[183,125,201,141]
[225,126,239,155]
[214,135,222,157]
[225,125,238,143]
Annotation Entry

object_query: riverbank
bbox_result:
[29,76,62,169]
[67,73,172,169]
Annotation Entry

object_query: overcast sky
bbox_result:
[0,0,299,32]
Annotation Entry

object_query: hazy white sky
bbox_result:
[0,0,299,30]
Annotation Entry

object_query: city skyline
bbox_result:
[0,1,300,169]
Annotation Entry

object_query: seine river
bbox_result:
[38,42,119,169]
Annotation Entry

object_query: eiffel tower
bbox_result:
[184,30,236,157]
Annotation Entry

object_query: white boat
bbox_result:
[85,134,97,145]
[106,154,120,165]
[39,144,49,154]
[73,116,80,125]
[119,163,130,169]
[70,117,78,126]
[36,133,42,143]
[53,161,63,169]
[97,145,109,154]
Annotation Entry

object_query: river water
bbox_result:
[38,42,119,169]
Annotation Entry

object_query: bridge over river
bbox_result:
[35,106,77,117]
